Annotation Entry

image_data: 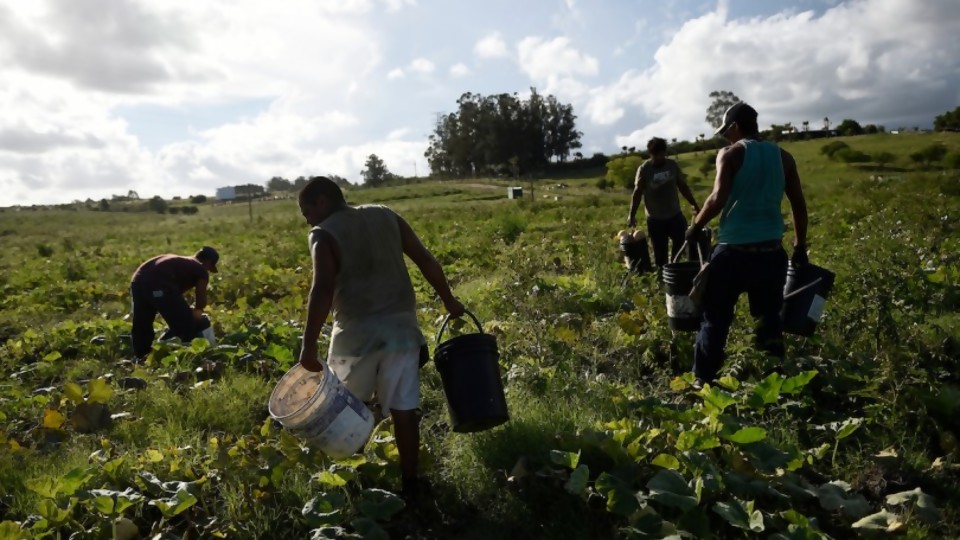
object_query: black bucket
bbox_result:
[620,238,652,274]
[662,261,702,331]
[781,263,835,337]
[434,311,509,433]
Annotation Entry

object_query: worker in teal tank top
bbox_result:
[684,102,809,387]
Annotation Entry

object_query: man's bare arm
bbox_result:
[782,149,808,248]
[397,215,464,317]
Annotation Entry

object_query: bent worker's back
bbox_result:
[312,205,423,357]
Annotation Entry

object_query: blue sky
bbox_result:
[0,0,957,205]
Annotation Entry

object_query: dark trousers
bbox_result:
[693,244,788,382]
[130,282,197,357]
[647,213,687,268]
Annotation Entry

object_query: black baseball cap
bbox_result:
[195,246,219,273]
[715,102,758,135]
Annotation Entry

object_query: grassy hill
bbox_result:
[1,133,959,539]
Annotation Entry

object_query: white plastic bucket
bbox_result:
[268,364,375,459]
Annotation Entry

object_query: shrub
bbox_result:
[820,141,849,158]
[833,148,871,164]
[945,152,960,171]
[190,195,208,204]
[37,243,54,257]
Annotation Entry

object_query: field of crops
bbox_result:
[2,132,960,539]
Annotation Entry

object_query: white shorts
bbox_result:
[327,347,421,412]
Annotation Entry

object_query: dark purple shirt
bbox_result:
[131,255,208,292]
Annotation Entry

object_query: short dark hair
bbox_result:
[647,137,668,154]
[299,176,345,206]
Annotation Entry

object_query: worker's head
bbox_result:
[647,137,668,164]
[195,246,220,273]
[715,102,759,142]
[298,176,346,226]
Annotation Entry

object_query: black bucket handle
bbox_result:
[671,239,705,265]
[436,309,484,346]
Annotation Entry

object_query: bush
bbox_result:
[873,151,897,169]
[605,155,643,190]
[833,148,871,164]
[37,243,54,257]
[820,141,849,158]
[181,206,199,215]
[190,195,208,204]
[148,196,168,214]
[945,152,960,171]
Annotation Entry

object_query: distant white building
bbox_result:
[216,186,236,201]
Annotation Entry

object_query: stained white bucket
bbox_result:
[268,364,375,459]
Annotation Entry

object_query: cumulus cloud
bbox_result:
[589,0,960,147]
[387,68,405,80]
[409,58,435,74]
[474,32,508,59]
[449,62,470,78]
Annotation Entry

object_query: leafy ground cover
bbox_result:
[1,133,960,539]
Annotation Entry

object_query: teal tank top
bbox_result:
[718,139,786,244]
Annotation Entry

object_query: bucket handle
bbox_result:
[783,276,823,300]
[671,239,705,266]
[436,309,484,346]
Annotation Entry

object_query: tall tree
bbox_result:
[934,106,960,131]
[267,176,293,192]
[705,90,741,130]
[361,154,391,187]
[836,119,863,136]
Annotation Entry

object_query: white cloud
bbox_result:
[387,68,405,80]
[382,0,416,12]
[518,36,599,81]
[474,32,508,59]
[588,0,960,147]
[409,58,435,74]
[449,62,470,78]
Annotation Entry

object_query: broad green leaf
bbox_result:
[315,465,356,488]
[25,477,60,499]
[747,373,783,409]
[36,499,71,524]
[676,430,720,451]
[43,351,62,362]
[87,379,113,404]
[816,482,871,519]
[620,512,665,539]
[885,488,938,523]
[41,409,66,430]
[357,489,404,521]
[302,492,346,528]
[722,427,767,445]
[651,454,680,470]
[713,499,765,532]
[716,376,741,391]
[595,472,641,516]
[151,489,198,518]
[744,442,792,472]
[852,509,900,531]
[190,337,210,352]
[781,371,817,395]
[63,382,85,405]
[310,527,356,540]
[144,449,164,463]
[835,418,863,440]
[0,521,28,540]
[669,376,689,391]
[549,449,580,469]
[350,517,388,540]
[700,386,737,416]
[264,343,294,365]
[88,488,143,516]
[564,464,589,495]
[646,470,698,512]
[59,467,94,496]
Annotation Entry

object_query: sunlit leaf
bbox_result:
[651,454,680,470]
[87,379,113,404]
[669,377,689,392]
[780,371,817,395]
[716,376,740,391]
[549,449,580,469]
[36,499,72,524]
[722,427,767,445]
[595,472,641,516]
[885,488,938,523]
[676,430,720,451]
[151,489,198,518]
[59,467,94,496]
[43,351,62,362]
[852,509,899,530]
[646,470,698,511]
[263,343,294,366]
[565,464,589,495]
[302,492,346,528]
[700,386,737,416]
[835,418,863,441]
[144,449,165,463]
[63,382,85,405]
[746,373,783,409]
[41,409,66,430]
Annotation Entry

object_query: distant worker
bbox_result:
[296,176,465,502]
[129,247,220,359]
[628,137,702,269]
[685,102,808,387]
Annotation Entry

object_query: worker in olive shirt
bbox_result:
[296,176,464,502]
[628,137,701,269]
[686,102,808,387]
[130,247,219,358]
